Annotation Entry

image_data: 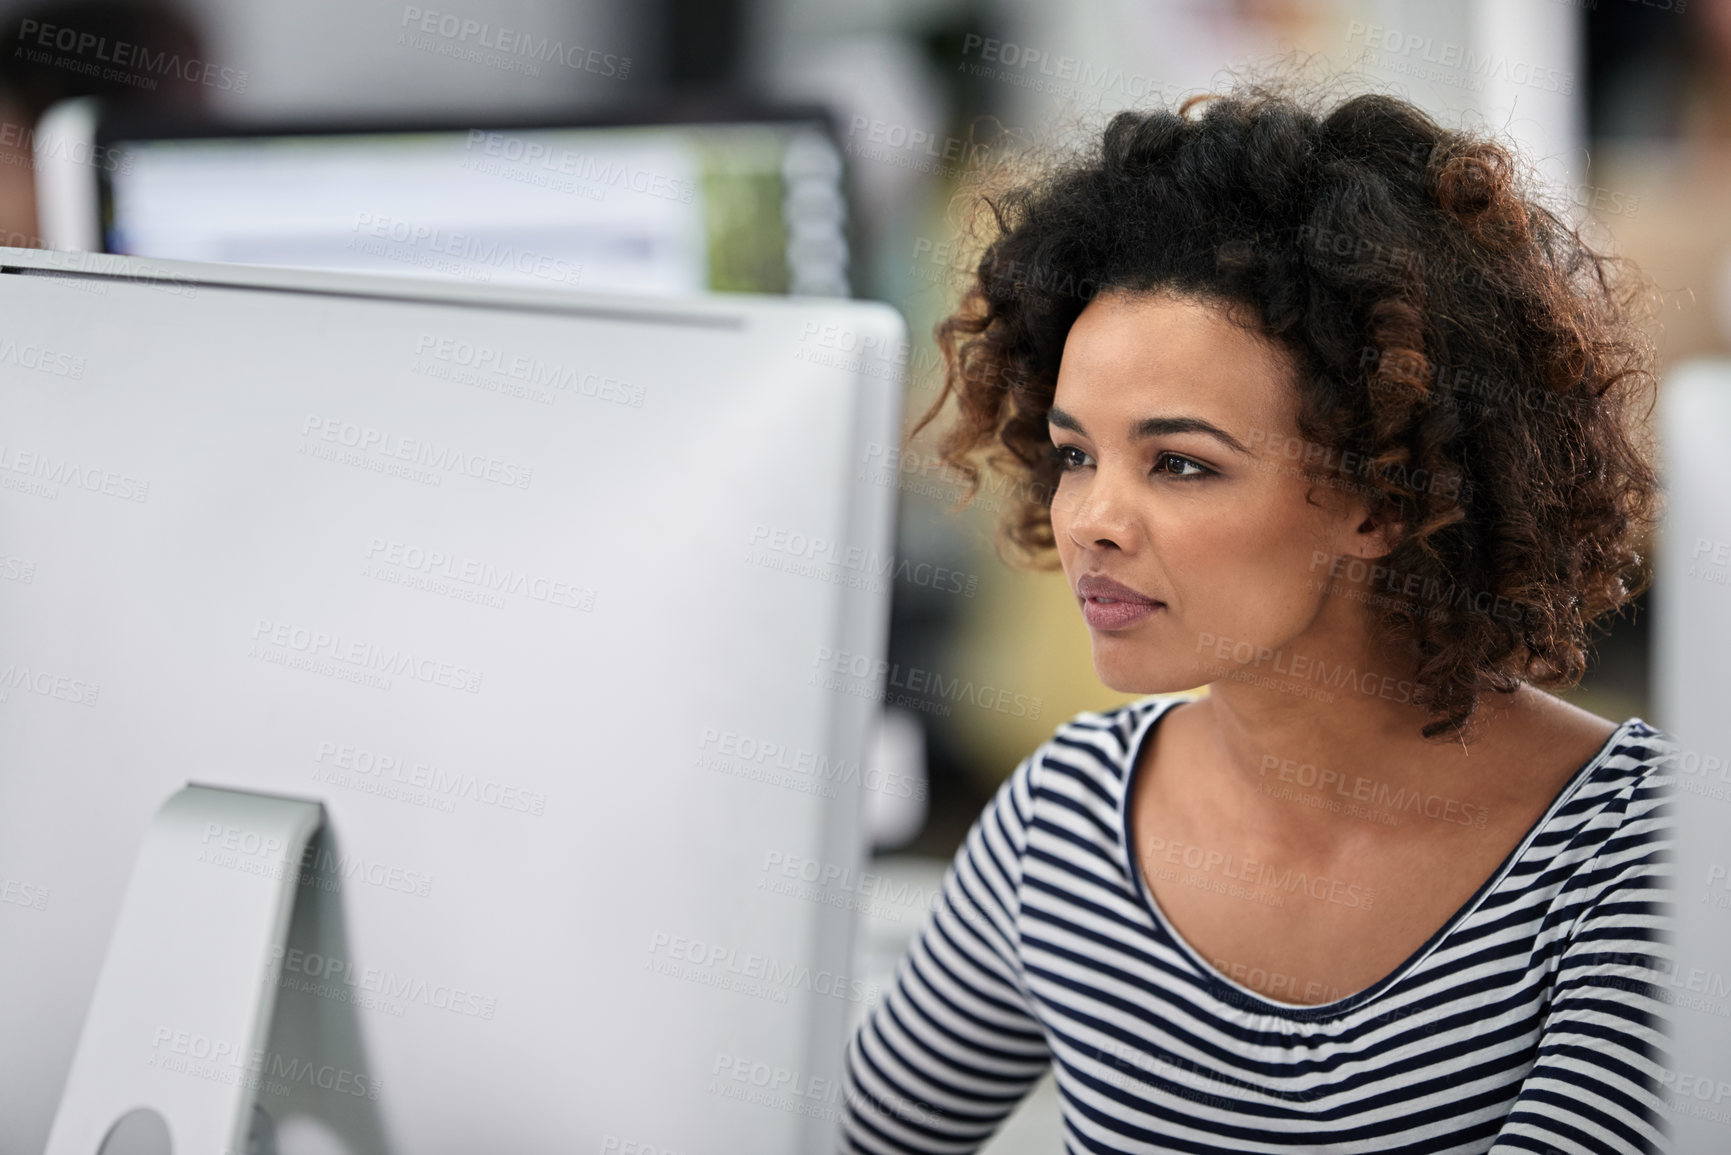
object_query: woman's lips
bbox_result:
[1081,597,1163,630]
[1075,573,1164,630]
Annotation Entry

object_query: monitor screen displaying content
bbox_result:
[96,118,848,299]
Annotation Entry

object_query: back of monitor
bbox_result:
[0,249,904,1154]
[1653,360,1731,1148]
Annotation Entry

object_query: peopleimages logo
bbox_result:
[248,617,484,695]
[398,7,630,78]
[1347,20,1573,95]
[645,931,879,1006]
[810,646,1042,720]
[0,875,48,911]
[412,334,643,407]
[147,1028,380,1099]
[0,121,131,174]
[313,738,548,816]
[0,337,84,378]
[0,442,150,503]
[461,131,693,203]
[697,727,926,801]
[299,414,534,490]
[0,661,99,706]
[745,523,977,598]
[349,213,583,286]
[364,535,598,612]
[13,18,249,92]
[956,33,1185,104]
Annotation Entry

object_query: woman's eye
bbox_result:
[1049,444,1212,480]
[1155,452,1212,480]
[1051,444,1090,471]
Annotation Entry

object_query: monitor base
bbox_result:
[44,784,324,1155]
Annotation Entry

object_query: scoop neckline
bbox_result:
[1116,693,1639,1021]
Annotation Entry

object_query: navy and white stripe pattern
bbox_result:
[842,693,1677,1153]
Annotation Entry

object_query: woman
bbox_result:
[842,87,1676,1153]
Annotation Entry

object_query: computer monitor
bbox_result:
[1651,360,1731,1148]
[0,247,904,1153]
[33,100,850,299]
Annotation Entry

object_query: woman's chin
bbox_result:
[1092,659,1187,697]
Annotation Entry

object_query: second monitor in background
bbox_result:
[35,100,850,299]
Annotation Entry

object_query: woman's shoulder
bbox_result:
[973,695,1201,860]
[1554,713,1678,802]
[1486,689,1673,826]
[1016,692,1203,794]
[1581,716,1679,817]
[1523,715,1678,882]
[1529,718,1680,933]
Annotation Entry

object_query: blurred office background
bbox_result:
[1,1,1720,1147]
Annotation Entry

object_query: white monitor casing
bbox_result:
[0,248,905,1154]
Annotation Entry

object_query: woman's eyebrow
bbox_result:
[1047,406,1252,456]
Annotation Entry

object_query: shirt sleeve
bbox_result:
[1489,756,1677,1155]
[839,746,1054,1154]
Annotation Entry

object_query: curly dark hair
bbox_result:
[911,86,1661,741]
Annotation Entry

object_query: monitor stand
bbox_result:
[43,784,325,1155]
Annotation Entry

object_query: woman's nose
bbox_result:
[1060,467,1139,551]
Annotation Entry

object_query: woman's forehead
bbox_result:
[1054,293,1299,435]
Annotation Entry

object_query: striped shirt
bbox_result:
[841,693,1677,1154]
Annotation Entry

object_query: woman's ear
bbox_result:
[1351,511,1403,561]
[1309,479,1403,561]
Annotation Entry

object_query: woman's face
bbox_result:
[1048,290,1386,695]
